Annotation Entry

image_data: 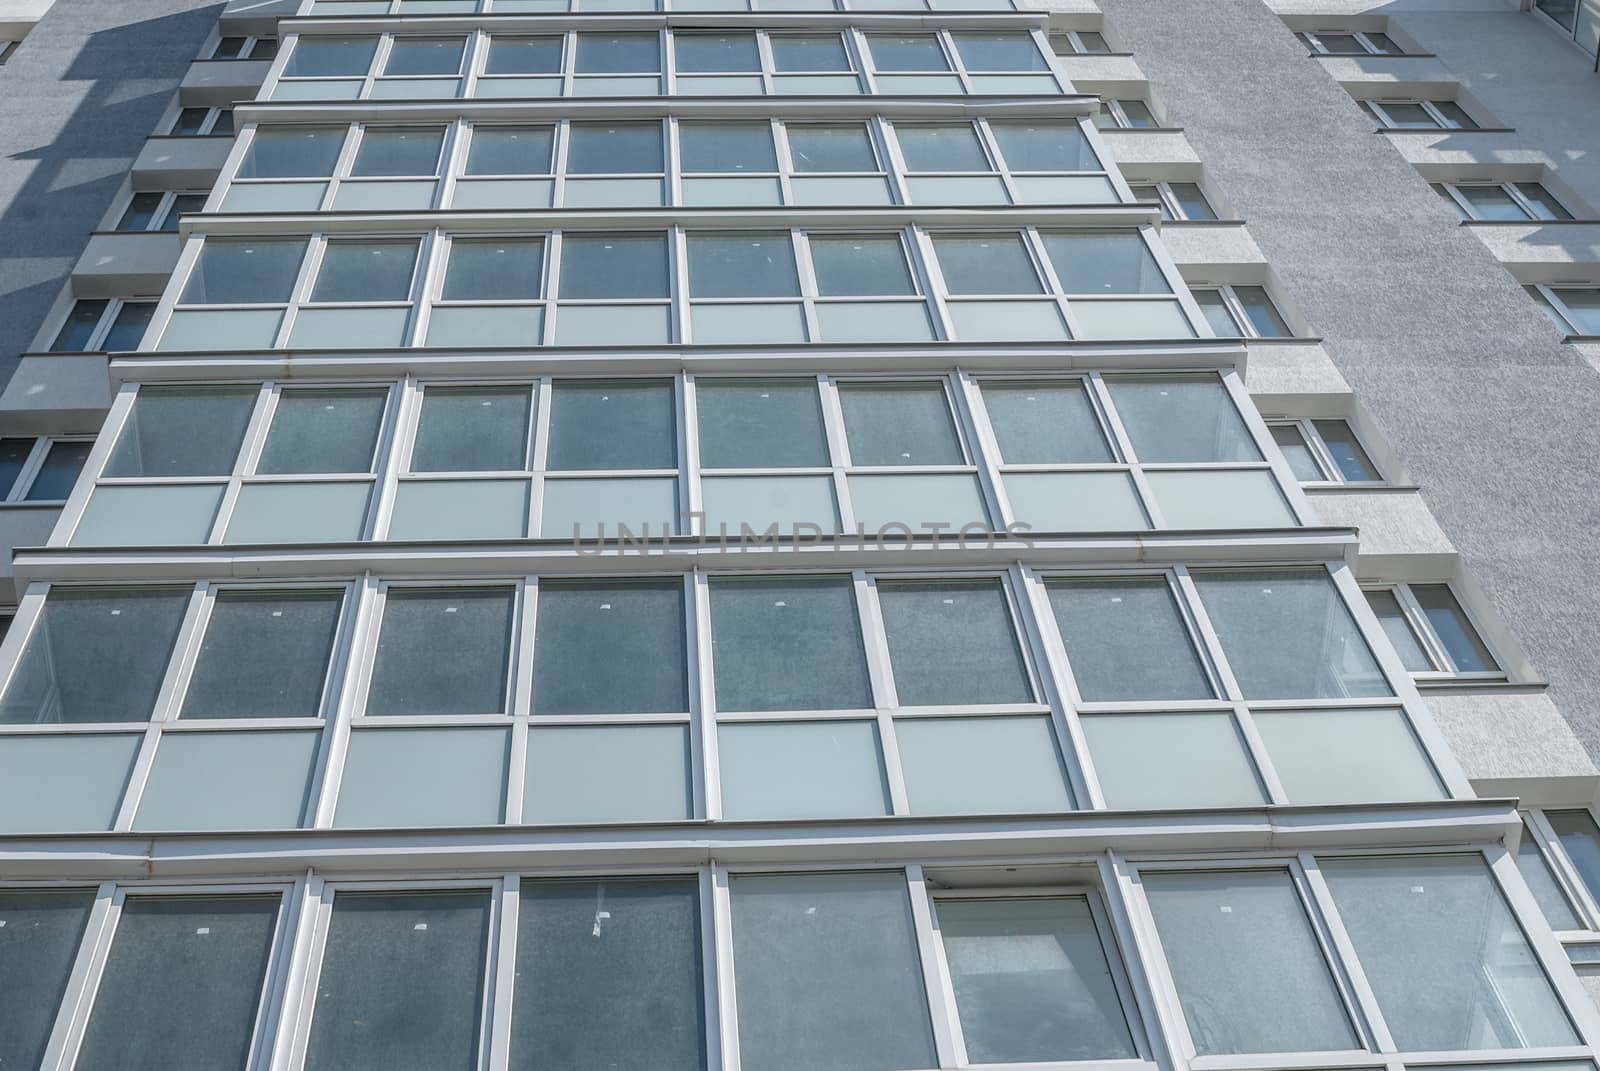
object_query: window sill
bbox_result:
[1300,481,1419,493]
[1376,126,1516,134]
[1095,125,1185,134]
[1460,218,1596,226]
[1561,334,1600,343]
[0,500,66,511]
[1159,219,1246,228]
[1310,51,1438,58]
[1413,676,1545,695]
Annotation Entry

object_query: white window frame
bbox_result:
[208,33,278,60]
[167,104,233,137]
[0,435,95,504]
[1522,806,1600,942]
[1433,180,1572,221]
[46,296,159,353]
[1125,180,1215,221]
[1528,284,1600,336]
[1096,98,1158,129]
[1188,283,1291,339]
[1267,417,1382,485]
[1048,29,1112,55]
[1363,98,1477,130]
[1361,580,1505,681]
[113,189,210,233]
[1298,29,1402,55]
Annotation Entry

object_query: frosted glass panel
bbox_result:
[553,304,672,345]
[906,176,1008,203]
[539,477,678,538]
[182,589,342,718]
[221,182,328,212]
[1143,870,1358,1054]
[512,879,704,1071]
[1148,470,1296,528]
[1046,577,1212,701]
[949,300,1069,341]
[1043,231,1169,294]
[304,891,491,1071]
[683,176,783,205]
[425,306,543,347]
[225,482,371,543]
[1193,569,1391,699]
[368,587,514,715]
[0,889,94,1071]
[1321,855,1577,1051]
[75,896,279,1071]
[709,576,871,711]
[848,474,989,531]
[702,475,838,534]
[938,897,1136,1064]
[523,725,691,823]
[389,480,528,539]
[159,309,284,351]
[287,307,411,349]
[789,176,892,204]
[1071,300,1193,339]
[692,303,807,343]
[719,720,889,818]
[133,730,318,830]
[730,872,937,1071]
[330,180,437,210]
[1082,713,1263,809]
[72,484,224,546]
[563,177,665,207]
[815,302,935,342]
[451,179,555,209]
[1012,175,1118,202]
[335,728,508,827]
[877,580,1030,705]
[897,716,1071,815]
[0,733,139,832]
[1106,376,1260,463]
[1254,708,1443,804]
[1003,472,1148,532]
[532,579,687,714]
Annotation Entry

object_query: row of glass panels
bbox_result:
[220,116,1116,212]
[268,29,1067,100]
[0,564,1441,833]
[152,227,1196,351]
[305,0,1032,12]
[1,854,1583,1070]
[65,374,1298,547]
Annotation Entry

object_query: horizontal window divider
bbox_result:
[523,711,694,724]
[1300,481,1420,493]
[279,10,1054,34]
[348,713,513,726]
[0,796,1525,882]
[159,717,329,731]
[1230,696,1407,711]
[881,702,1052,717]
[0,723,151,736]
[713,707,881,722]
[11,527,1362,584]
[1070,700,1232,714]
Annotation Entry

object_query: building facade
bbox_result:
[3,0,1600,1069]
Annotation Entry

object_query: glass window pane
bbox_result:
[1272,425,1324,482]
[574,32,660,73]
[1145,870,1357,1054]
[335,727,508,827]
[558,234,669,299]
[697,378,827,468]
[441,238,543,300]
[1434,100,1477,128]
[412,386,530,471]
[568,122,663,173]
[730,872,937,1071]
[1043,231,1170,295]
[350,126,444,176]
[24,441,91,501]
[367,587,515,714]
[0,890,94,1071]
[105,386,258,478]
[1411,584,1497,672]
[989,120,1098,171]
[1554,288,1600,334]
[1105,375,1260,462]
[1254,708,1442,804]
[939,897,1135,1063]
[224,481,371,543]
[1516,182,1573,220]
[681,122,776,173]
[952,31,1048,71]
[1168,182,1215,219]
[101,302,155,350]
[788,124,876,170]
[838,382,963,466]
[772,34,852,71]
[304,891,491,1071]
[284,36,379,78]
[981,380,1111,463]
[877,579,1031,705]
[532,579,687,714]
[257,388,388,474]
[1084,712,1264,809]
[1322,855,1576,1050]
[1231,285,1291,337]
[0,586,190,724]
[485,36,563,74]
[896,124,989,171]
[133,729,318,830]
[719,720,889,819]
[181,238,308,305]
[1047,577,1213,701]
[546,380,674,470]
[934,234,1043,295]
[1311,420,1380,481]
[119,191,164,230]
[465,125,554,175]
[1456,184,1527,221]
[309,239,419,302]
[0,437,32,495]
[809,236,916,296]
[51,299,106,351]
[523,724,690,823]
[75,896,280,1071]
[676,32,759,72]
[1365,588,1434,672]
[1193,569,1391,699]
[897,715,1072,815]
[710,576,871,711]
[1194,290,1243,336]
[180,590,342,718]
[1116,99,1156,127]
[0,733,139,832]
[240,126,347,178]
[383,35,465,75]
[688,233,800,298]
[1547,810,1600,905]
[1517,821,1583,930]
[171,107,209,136]
[512,879,704,1071]
[869,33,950,71]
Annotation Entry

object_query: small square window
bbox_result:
[567,122,663,173]
[465,126,554,175]
[350,126,445,177]
[366,587,516,715]
[557,234,669,299]
[546,380,675,470]
[532,580,688,714]
[838,382,963,465]
[310,239,420,302]
[709,576,871,712]
[382,36,466,77]
[441,238,544,301]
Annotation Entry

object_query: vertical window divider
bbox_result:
[938,30,973,95]
[1291,417,1344,482]
[905,864,968,1067]
[504,575,537,827]
[320,123,363,212]
[708,863,742,1071]
[907,225,956,341]
[975,118,1022,204]
[1295,853,1396,1054]
[1220,369,1316,526]
[361,34,392,99]
[211,124,258,214]
[1030,25,1069,91]
[486,873,520,1071]
[272,236,326,348]
[661,27,677,95]
[308,573,382,829]
[210,383,281,545]
[1086,372,1166,528]
[951,370,1010,533]
[792,229,823,342]
[1389,581,1458,674]
[666,116,685,208]
[1017,563,1101,808]
[1081,116,1135,200]
[461,28,487,98]
[694,867,725,1070]
[0,583,47,697]
[558,31,574,97]
[437,119,470,211]
[145,234,204,354]
[527,377,552,535]
[550,120,572,209]
[1024,225,1080,339]
[354,381,405,540]
[679,373,702,537]
[249,878,304,1071]
[37,881,121,1071]
[816,375,857,532]
[848,28,877,94]
[1229,698,1289,805]
[853,571,909,816]
[1492,842,1600,1047]
[1527,809,1600,930]
[474,877,508,1071]
[370,375,421,540]
[771,118,796,204]
[669,224,687,344]
[1168,565,1242,701]
[278,878,337,1071]
[1115,855,1202,1063]
[690,568,720,821]
[755,30,777,94]
[1141,223,1206,338]
[1088,856,1167,1065]
[540,236,562,346]
[864,117,907,206]
[405,229,446,350]
[51,384,136,547]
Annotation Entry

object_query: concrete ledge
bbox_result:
[1163,222,1268,272]
[132,136,235,189]
[1425,688,1600,806]
[0,505,60,604]
[180,58,272,108]
[1053,52,1146,86]
[0,354,112,435]
[1304,485,1456,561]
[1098,127,1201,166]
[1465,221,1600,278]
[1242,338,1353,404]
[1315,53,1456,90]
[72,232,182,298]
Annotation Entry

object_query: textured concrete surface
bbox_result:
[0,0,222,389]
[1095,0,1600,760]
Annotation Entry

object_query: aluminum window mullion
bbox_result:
[363,35,394,99]
[8,435,51,502]
[1291,417,1345,482]
[1115,856,1204,1063]
[275,878,336,1071]
[1231,700,1290,805]
[36,882,121,1071]
[755,30,777,94]
[772,119,796,203]
[877,117,915,204]
[792,230,822,342]
[974,118,1023,204]
[854,571,910,814]
[1086,371,1167,528]
[438,119,470,210]
[709,863,742,1071]
[908,225,956,341]
[1216,285,1257,338]
[272,236,325,349]
[907,865,968,1067]
[694,867,725,1070]
[373,376,423,539]
[940,30,974,95]
[541,234,562,345]
[691,569,720,820]
[817,374,857,529]
[1526,808,1600,932]
[1296,853,1396,1053]
[309,575,383,829]
[1169,565,1243,701]
[52,386,137,546]
[1390,581,1457,673]
[1220,369,1318,525]
[484,874,519,1071]
[527,377,553,534]
[1023,226,1078,336]
[1017,563,1101,808]
[1488,843,1600,1047]
[847,28,877,94]
[956,370,1016,528]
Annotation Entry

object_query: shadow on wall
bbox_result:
[0,0,224,390]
